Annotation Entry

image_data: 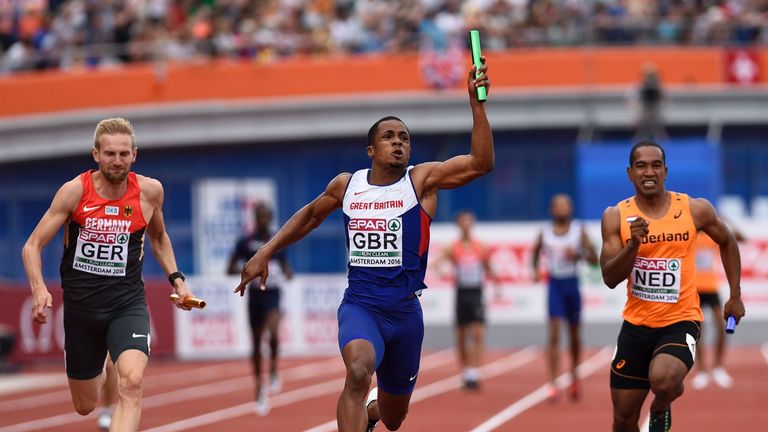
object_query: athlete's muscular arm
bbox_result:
[142,177,194,311]
[410,60,493,215]
[691,198,745,324]
[234,173,350,296]
[580,227,599,265]
[599,206,648,288]
[531,232,543,283]
[21,178,81,324]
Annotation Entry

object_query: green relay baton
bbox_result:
[469,29,487,102]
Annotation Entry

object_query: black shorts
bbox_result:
[455,288,485,326]
[63,302,150,380]
[248,288,281,328]
[610,320,701,390]
[698,292,721,309]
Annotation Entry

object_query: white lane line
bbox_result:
[301,346,541,432]
[468,346,613,432]
[141,349,456,432]
[0,361,247,413]
[0,356,343,432]
[760,343,768,366]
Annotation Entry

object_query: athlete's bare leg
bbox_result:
[110,349,148,432]
[547,318,561,387]
[711,304,727,368]
[568,321,581,393]
[68,373,106,416]
[102,356,118,406]
[251,324,266,397]
[648,353,687,417]
[265,310,281,379]
[469,322,485,370]
[611,388,648,432]
[337,339,376,432]
[373,388,413,431]
[456,325,468,369]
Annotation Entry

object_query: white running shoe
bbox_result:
[97,412,112,430]
[365,387,379,432]
[712,367,733,388]
[254,389,270,416]
[269,372,282,395]
[691,371,710,390]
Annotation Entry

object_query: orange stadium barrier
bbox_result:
[0,47,763,118]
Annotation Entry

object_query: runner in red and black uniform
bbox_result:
[22,118,197,432]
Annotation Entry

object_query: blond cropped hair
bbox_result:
[93,118,136,149]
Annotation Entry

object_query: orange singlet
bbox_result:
[695,233,721,294]
[618,192,703,327]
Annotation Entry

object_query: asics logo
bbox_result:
[132,333,148,338]
[83,205,101,212]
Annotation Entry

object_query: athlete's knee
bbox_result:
[72,397,98,416]
[344,360,373,392]
[118,371,144,400]
[381,409,408,431]
[612,410,639,432]
[650,373,684,400]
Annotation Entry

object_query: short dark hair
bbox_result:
[367,116,407,147]
[629,141,666,166]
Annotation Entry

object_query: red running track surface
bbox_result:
[0,345,766,432]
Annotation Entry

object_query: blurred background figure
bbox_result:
[227,203,293,416]
[691,226,745,390]
[439,210,495,390]
[630,62,668,142]
[532,194,597,402]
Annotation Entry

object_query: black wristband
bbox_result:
[168,271,185,286]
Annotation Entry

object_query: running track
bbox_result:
[1,345,767,431]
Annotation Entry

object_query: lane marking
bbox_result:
[0,356,345,432]
[142,349,455,432]
[302,346,540,432]
[468,346,612,432]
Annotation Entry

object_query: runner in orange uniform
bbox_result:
[599,141,745,432]
[690,231,742,389]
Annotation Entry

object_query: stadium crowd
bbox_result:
[1,0,767,74]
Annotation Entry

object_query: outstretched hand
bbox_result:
[234,250,270,296]
[468,57,490,101]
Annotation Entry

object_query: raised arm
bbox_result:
[143,177,194,310]
[234,173,350,295]
[600,206,647,288]
[691,198,745,323]
[412,60,494,198]
[22,178,81,323]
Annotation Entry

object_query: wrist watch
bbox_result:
[168,271,185,286]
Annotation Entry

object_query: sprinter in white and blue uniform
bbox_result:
[234,59,494,432]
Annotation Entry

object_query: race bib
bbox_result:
[73,228,130,276]
[630,257,681,303]
[456,261,483,287]
[348,217,402,267]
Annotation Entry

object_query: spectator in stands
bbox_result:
[630,62,668,142]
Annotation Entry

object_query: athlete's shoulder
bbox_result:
[136,174,163,203]
[54,176,85,211]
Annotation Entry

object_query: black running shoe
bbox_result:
[649,407,672,432]
[366,419,378,432]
